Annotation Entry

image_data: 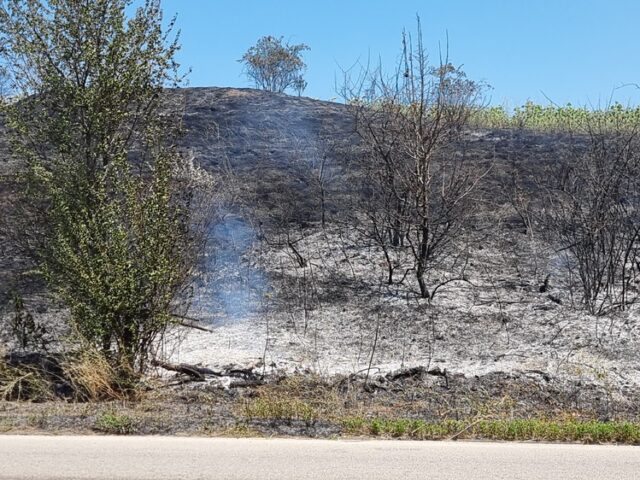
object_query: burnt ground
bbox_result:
[1,367,638,437]
[1,88,640,435]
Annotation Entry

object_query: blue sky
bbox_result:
[158,0,640,107]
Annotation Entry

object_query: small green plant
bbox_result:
[94,410,135,435]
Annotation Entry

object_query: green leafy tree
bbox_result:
[0,0,212,374]
[240,35,309,95]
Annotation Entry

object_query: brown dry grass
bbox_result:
[62,348,141,402]
[0,360,55,402]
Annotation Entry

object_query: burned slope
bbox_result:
[172,87,354,170]
[0,87,581,337]
[0,87,579,316]
[169,87,582,232]
[0,87,574,233]
[168,87,358,227]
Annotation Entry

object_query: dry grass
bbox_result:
[0,342,144,403]
[233,375,640,444]
[239,375,352,422]
[238,376,535,425]
[62,348,139,402]
[243,396,319,423]
[214,424,264,438]
[0,353,55,402]
[1,368,639,444]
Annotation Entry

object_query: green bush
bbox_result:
[1,0,212,377]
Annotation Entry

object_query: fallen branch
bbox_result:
[335,365,448,391]
[152,360,260,382]
[448,418,485,441]
[151,360,216,381]
[172,315,214,333]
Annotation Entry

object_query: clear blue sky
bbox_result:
[157,0,640,107]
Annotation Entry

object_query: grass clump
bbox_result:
[341,417,640,444]
[94,410,135,435]
[243,396,318,424]
[63,348,137,402]
[0,347,142,402]
[0,358,56,402]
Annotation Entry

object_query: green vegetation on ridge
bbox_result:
[470,101,640,131]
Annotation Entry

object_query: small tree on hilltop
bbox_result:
[240,35,309,95]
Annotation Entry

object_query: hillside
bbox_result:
[173,87,354,168]
[2,87,639,429]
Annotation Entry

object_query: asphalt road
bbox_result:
[1,436,639,480]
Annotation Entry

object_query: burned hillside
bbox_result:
[2,88,640,422]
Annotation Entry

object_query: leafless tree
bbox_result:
[544,121,640,315]
[342,18,488,300]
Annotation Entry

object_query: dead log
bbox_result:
[224,366,260,379]
[152,360,218,381]
[152,360,260,382]
[172,315,214,333]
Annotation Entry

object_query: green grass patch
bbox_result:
[94,410,135,435]
[341,417,640,444]
[243,396,318,424]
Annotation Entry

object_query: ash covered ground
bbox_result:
[173,219,640,403]
[2,88,639,417]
